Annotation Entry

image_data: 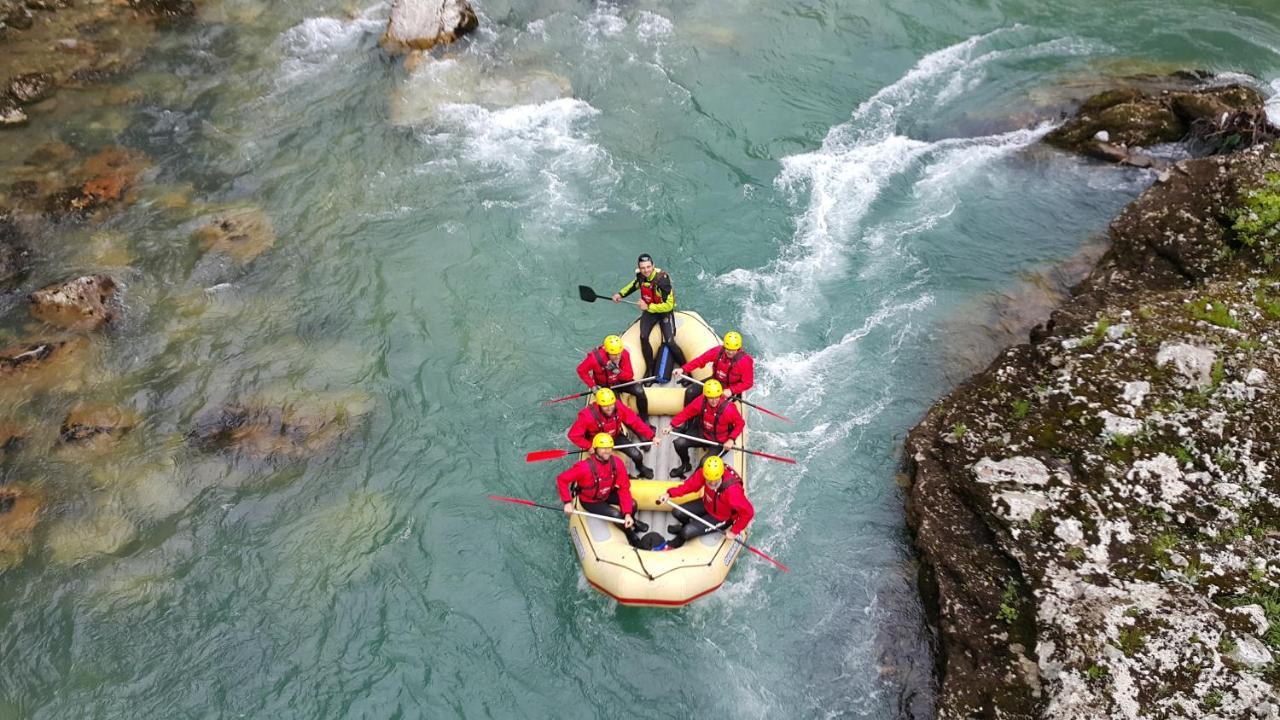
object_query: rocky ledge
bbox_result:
[905,135,1280,714]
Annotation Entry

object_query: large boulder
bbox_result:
[380,0,478,55]
[29,274,118,330]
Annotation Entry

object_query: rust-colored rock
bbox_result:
[59,403,140,447]
[194,207,276,263]
[0,485,43,570]
[29,274,118,330]
[43,147,149,217]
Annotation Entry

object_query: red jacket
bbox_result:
[577,347,636,388]
[567,403,654,449]
[671,396,744,443]
[683,347,754,396]
[557,455,634,513]
[667,466,753,534]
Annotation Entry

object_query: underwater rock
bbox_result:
[0,211,32,289]
[0,422,24,460]
[127,0,196,20]
[188,393,371,461]
[46,508,137,565]
[381,0,477,55]
[6,72,54,105]
[59,403,140,447]
[42,147,149,218]
[193,207,275,264]
[390,57,573,126]
[0,484,42,570]
[29,273,118,329]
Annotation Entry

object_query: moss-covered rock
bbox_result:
[907,143,1280,717]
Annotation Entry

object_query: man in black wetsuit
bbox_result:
[612,253,679,379]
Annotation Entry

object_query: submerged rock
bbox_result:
[193,207,275,264]
[188,392,372,461]
[29,274,118,330]
[0,211,32,289]
[43,147,150,218]
[380,0,478,55]
[390,57,573,126]
[5,72,54,105]
[59,403,140,447]
[46,508,137,566]
[0,103,28,127]
[0,485,42,570]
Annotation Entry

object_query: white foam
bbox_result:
[272,8,386,87]
[1267,78,1280,125]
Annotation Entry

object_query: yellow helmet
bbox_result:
[702,455,725,482]
[591,433,614,449]
[603,335,624,355]
[595,388,616,407]
[723,331,743,351]
[703,379,724,399]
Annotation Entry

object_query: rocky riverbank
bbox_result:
[905,80,1280,718]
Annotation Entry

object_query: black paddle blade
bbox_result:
[577,285,599,302]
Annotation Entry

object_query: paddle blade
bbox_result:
[743,448,797,464]
[577,285,599,302]
[489,494,537,506]
[747,544,790,572]
[543,391,587,405]
[525,448,572,463]
[748,402,792,423]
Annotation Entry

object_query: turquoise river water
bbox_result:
[2,0,1280,717]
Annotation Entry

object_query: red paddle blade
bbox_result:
[750,403,792,423]
[747,544,790,572]
[489,494,537,506]
[743,448,797,464]
[525,448,572,463]
[543,391,586,405]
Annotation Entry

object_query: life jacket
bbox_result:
[713,348,747,387]
[700,398,736,442]
[579,455,623,501]
[703,468,744,522]
[591,348,625,386]
[587,403,622,439]
[637,269,672,308]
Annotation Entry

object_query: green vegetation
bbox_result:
[1065,547,1086,563]
[1172,445,1194,466]
[1118,626,1145,657]
[1203,690,1224,710]
[1078,317,1112,348]
[1027,509,1044,531]
[1085,664,1109,681]
[1211,359,1226,388]
[1233,171,1280,248]
[1218,635,1238,654]
[997,579,1020,624]
[1255,290,1280,321]
[1189,298,1241,329]
[951,422,967,439]
[1011,398,1032,419]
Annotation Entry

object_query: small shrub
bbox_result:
[1118,626,1145,657]
[1085,664,1108,681]
[1255,290,1280,320]
[1211,359,1226,388]
[1204,690,1224,710]
[1219,635,1238,654]
[1172,446,1194,466]
[1065,547,1086,563]
[951,422,967,439]
[1027,509,1044,531]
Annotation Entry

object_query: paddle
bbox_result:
[677,375,791,423]
[542,376,655,405]
[579,285,637,305]
[668,430,797,464]
[525,441,654,463]
[662,498,789,572]
[489,495,626,525]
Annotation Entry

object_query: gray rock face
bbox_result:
[380,0,478,54]
[1155,342,1218,388]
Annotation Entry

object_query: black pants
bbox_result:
[668,499,728,548]
[610,431,650,473]
[580,489,647,543]
[672,426,730,467]
[614,383,648,422]
[638,311,678,378]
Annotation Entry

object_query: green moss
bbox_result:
[997,579,1020,624]
[1027,509,1044,531]
[1011,398,1032,419]
[1065,547,1086,563]
[1204,690,1224,710]
[1255,290,1280,321]
[1118,626,1146,657]
[1085,663,1109,681]
[1233,171,1280,247]
[1189,298,1241,329]
[951,421,967,439]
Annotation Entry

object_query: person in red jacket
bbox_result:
[657,455,754,548]
[673,330,754,405]
[556,433,647,543]
[661,379,744,478]
[576,334,649,424]
[567,388,658,478]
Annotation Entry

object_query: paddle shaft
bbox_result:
[668,430,797,464]
[489,495,627,525]
[663,499,789,572]
[677,375,790,422]
[543,376,655,405]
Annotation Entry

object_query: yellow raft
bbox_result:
[566,310,749,607]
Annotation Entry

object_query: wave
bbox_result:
[272,6,386,88]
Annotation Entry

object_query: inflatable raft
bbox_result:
[566,310,749,607]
